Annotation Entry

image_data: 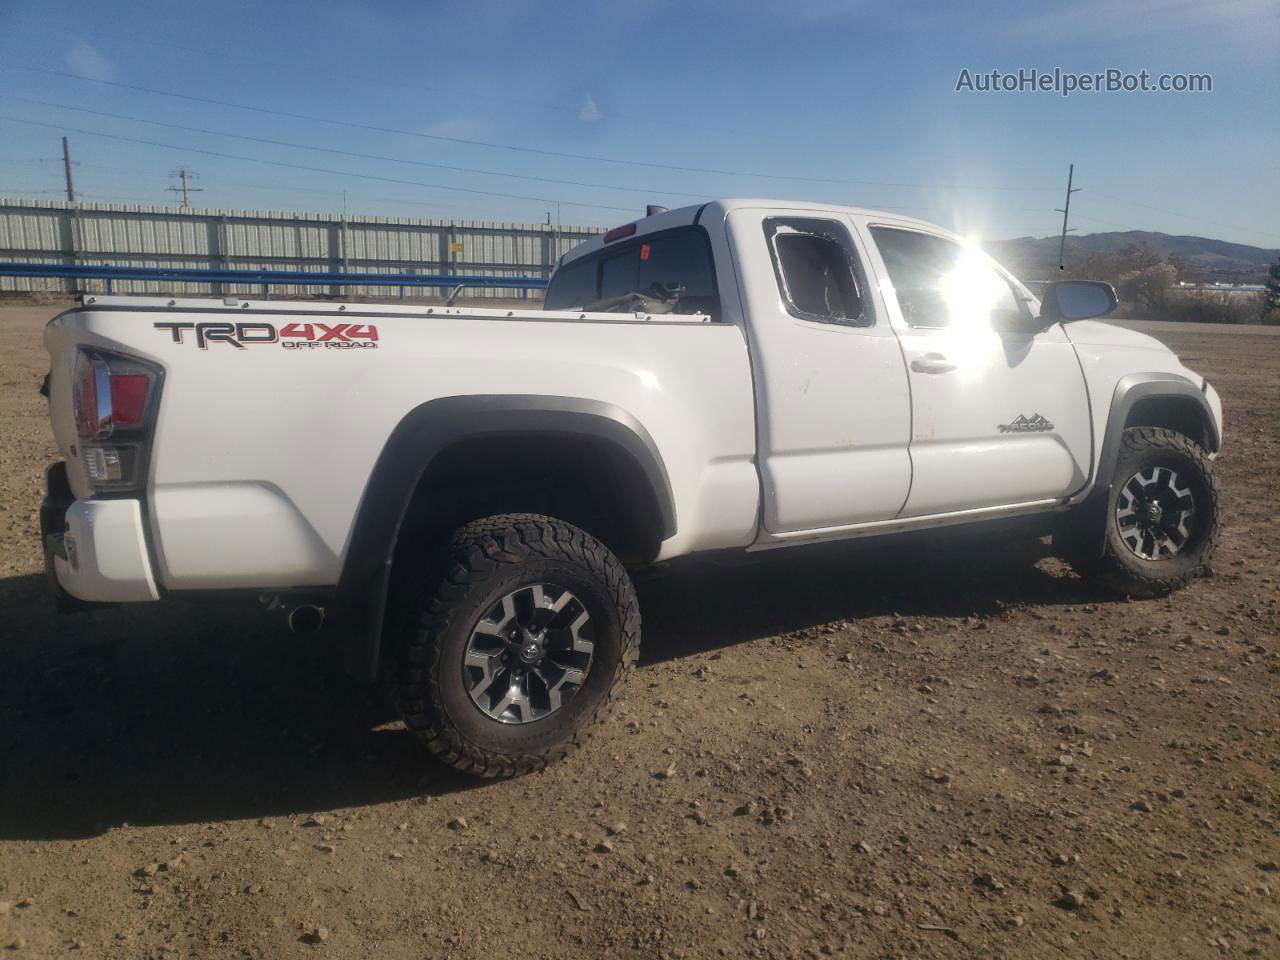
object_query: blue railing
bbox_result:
[0,262,550,298]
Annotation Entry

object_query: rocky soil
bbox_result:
[0,304,1276,959]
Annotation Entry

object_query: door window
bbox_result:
[870,227,1027,330]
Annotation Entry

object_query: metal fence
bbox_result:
[0,197,605,299]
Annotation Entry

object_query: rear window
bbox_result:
[599,250,636,302]
[545,226,719,318]
[542,257,595,312]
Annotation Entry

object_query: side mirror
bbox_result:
[1039,280,1118,323]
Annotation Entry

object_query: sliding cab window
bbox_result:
[544,226,720,319]
[543,257,595,311]
[764,218,872,326]
[869,226,1028,330]
[599,249,639,302]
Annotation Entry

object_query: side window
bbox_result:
[543,226,720,318]
[869,227,1027,330]
[764,218,871,326]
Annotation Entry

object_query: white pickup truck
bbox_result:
[40,199,1223,776]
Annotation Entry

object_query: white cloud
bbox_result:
[65,37,115,81]
[578,95,603,122]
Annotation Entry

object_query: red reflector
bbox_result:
[603,222,636,244]
[110,374,149,425]
[639,243,651,261]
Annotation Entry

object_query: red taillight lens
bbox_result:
[73,351,155,439]
[110,374,149,426]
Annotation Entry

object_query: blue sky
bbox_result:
[0,0,1276,246]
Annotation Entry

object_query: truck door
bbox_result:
[727,208,912,536]
[860,221,1092,517]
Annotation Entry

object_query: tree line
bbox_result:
[1060,244,1279,324]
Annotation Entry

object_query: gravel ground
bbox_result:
[0,303,1277,959]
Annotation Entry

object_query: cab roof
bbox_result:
[559,199,945,267]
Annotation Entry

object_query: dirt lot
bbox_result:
[0,303,1276,959]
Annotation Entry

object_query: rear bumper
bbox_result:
[42,462,159,604]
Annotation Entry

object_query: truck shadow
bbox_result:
[0,573,462,841]
[0,539,1094,840]
[637,535,1092,665]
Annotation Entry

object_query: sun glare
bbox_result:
[938,247,1006,330]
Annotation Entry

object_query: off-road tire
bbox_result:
[393,513,639,777]
[1068,427,1221,598]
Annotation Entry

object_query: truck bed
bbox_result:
[44,295,760,595]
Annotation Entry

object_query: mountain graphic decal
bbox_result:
[998,413,1055,433]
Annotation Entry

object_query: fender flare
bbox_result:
[1095,374,1219,487]
[339,395,676,598]
[334,395,675,677]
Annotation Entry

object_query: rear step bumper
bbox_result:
[42,462,160,605]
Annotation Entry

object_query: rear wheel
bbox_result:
[392,513,639,777]
[1067,427,1221,598]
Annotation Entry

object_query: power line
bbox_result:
[0,184,586,220]
[0,114,638,213]
[2,68,1268,243]
[1085,189,1278,245]
[2,157,599,219]
[1068,211,1156,232]
[85,30,793,146]
[0,62,1053,192]
[201,180,520,211]
[9,97,708,200]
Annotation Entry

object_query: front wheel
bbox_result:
[392,514,639,777]
[1067,427,1222,598]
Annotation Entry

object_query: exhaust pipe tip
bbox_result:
[287,605,325,636]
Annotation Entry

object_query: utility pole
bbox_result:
[166,166,203,207]
[61,136,76,202]
[1055,163,1080,272]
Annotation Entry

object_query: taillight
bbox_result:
[73,351,109,439]
[71,349,161,492]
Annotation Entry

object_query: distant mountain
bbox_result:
[989,231,1279,284]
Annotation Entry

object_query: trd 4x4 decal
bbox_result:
[998,413,1054,433]
[154,321,379,350]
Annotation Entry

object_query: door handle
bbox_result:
[910,353,956,374]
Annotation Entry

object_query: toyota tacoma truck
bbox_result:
[40,199,1224,776]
